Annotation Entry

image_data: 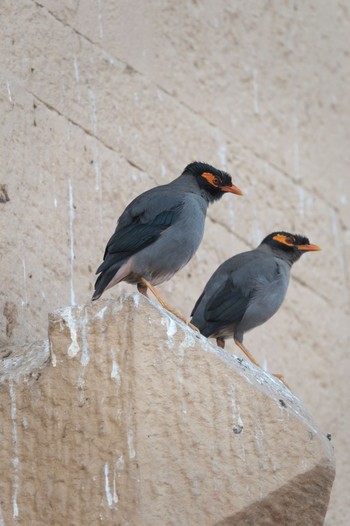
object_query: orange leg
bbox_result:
[234,339,290,389]
[138,278,200,333]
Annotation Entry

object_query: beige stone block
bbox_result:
[0,295,335,525]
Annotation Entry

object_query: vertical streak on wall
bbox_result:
[0,503,5,526]
[293,112,301,182]
[93,143,104,236]
[21,259,28,306]
[6,79,13,104]
[97,0,104,39]
[9,381,19,520]
[252,68,260,115]
[68,178,76,305]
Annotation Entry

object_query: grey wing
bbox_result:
[196,253,282,325]
[96,189,185,274]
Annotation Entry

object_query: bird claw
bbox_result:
[272,373,291,390]
[187,321,200,333]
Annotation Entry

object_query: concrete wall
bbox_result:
[1,1,349,524]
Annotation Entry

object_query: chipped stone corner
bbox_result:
[0,339,49,385]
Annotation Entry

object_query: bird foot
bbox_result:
[272,373,291,390]
[138,278,199,332]
[234,339,291,390]
[169,308,200,332]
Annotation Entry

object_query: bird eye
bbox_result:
[285,236,295,245]
[213,177,220,185]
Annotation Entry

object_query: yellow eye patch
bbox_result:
[272,234,295,247]
[201,172,221,187]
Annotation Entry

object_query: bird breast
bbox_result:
[238,261,290,335]
[131,194,207,285]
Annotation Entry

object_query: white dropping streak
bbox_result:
[73,56,80,82]
[92,144,103,233]
[297,186,305,217]
[116,455,124,470]
[61,306,80,357]
[293,113,301,182]
[80,308,90,366]
[252,69,259,115]
[104,463,113,507]
[330,208,347,274]
[293,142,301,182]
[111,360,121,385]
[215,129,227,169]
[127,430,135,459]
[104,463,118,508]
[230,397,244,430]
[6,79,14,104]
[21,259,28,306]
[262,357,269,372]
[160,163,168,178]
[94,152,101,192]
[89,90,97,135]
[97,0,104,39]
[73,56,81,104]
[68,179,76,305]
[161,316,177,348]
[95,305,108,320]
[0,502,5,526]
[9,382,19,519]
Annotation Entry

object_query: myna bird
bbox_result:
[92,162,242,325]
[190,232,320,383]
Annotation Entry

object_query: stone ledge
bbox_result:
[0,293,335,525]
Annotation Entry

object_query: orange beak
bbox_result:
[297,243,321,251]
[221,183,243,196]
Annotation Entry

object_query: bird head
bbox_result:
[261,231,321,263]
[184,162,243,202]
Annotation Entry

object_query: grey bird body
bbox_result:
[191,232,320,347]
[92,163,242,300]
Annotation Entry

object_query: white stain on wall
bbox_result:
[252,68,260,115]
[127,430,135,459]
[61,307,80,357]
[104,463,118,508]
[9,382,19,519]
[6,79,14,104]
[161,316,177,348]
[21,259,28,306]
[89,90,98,135]
[0,502,5,526]
[80,307,90,366]
[97,0,104,39]
[215,129,227,170]
[68,179,76,305]
[111,360,121,385]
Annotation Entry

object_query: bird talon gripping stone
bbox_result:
[187,321,200,333]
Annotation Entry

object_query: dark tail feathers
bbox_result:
[92,263,121,300]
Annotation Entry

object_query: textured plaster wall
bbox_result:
[0,1,349,524]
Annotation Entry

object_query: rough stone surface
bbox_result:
[0,295,335,525]
[0,1,349,523]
